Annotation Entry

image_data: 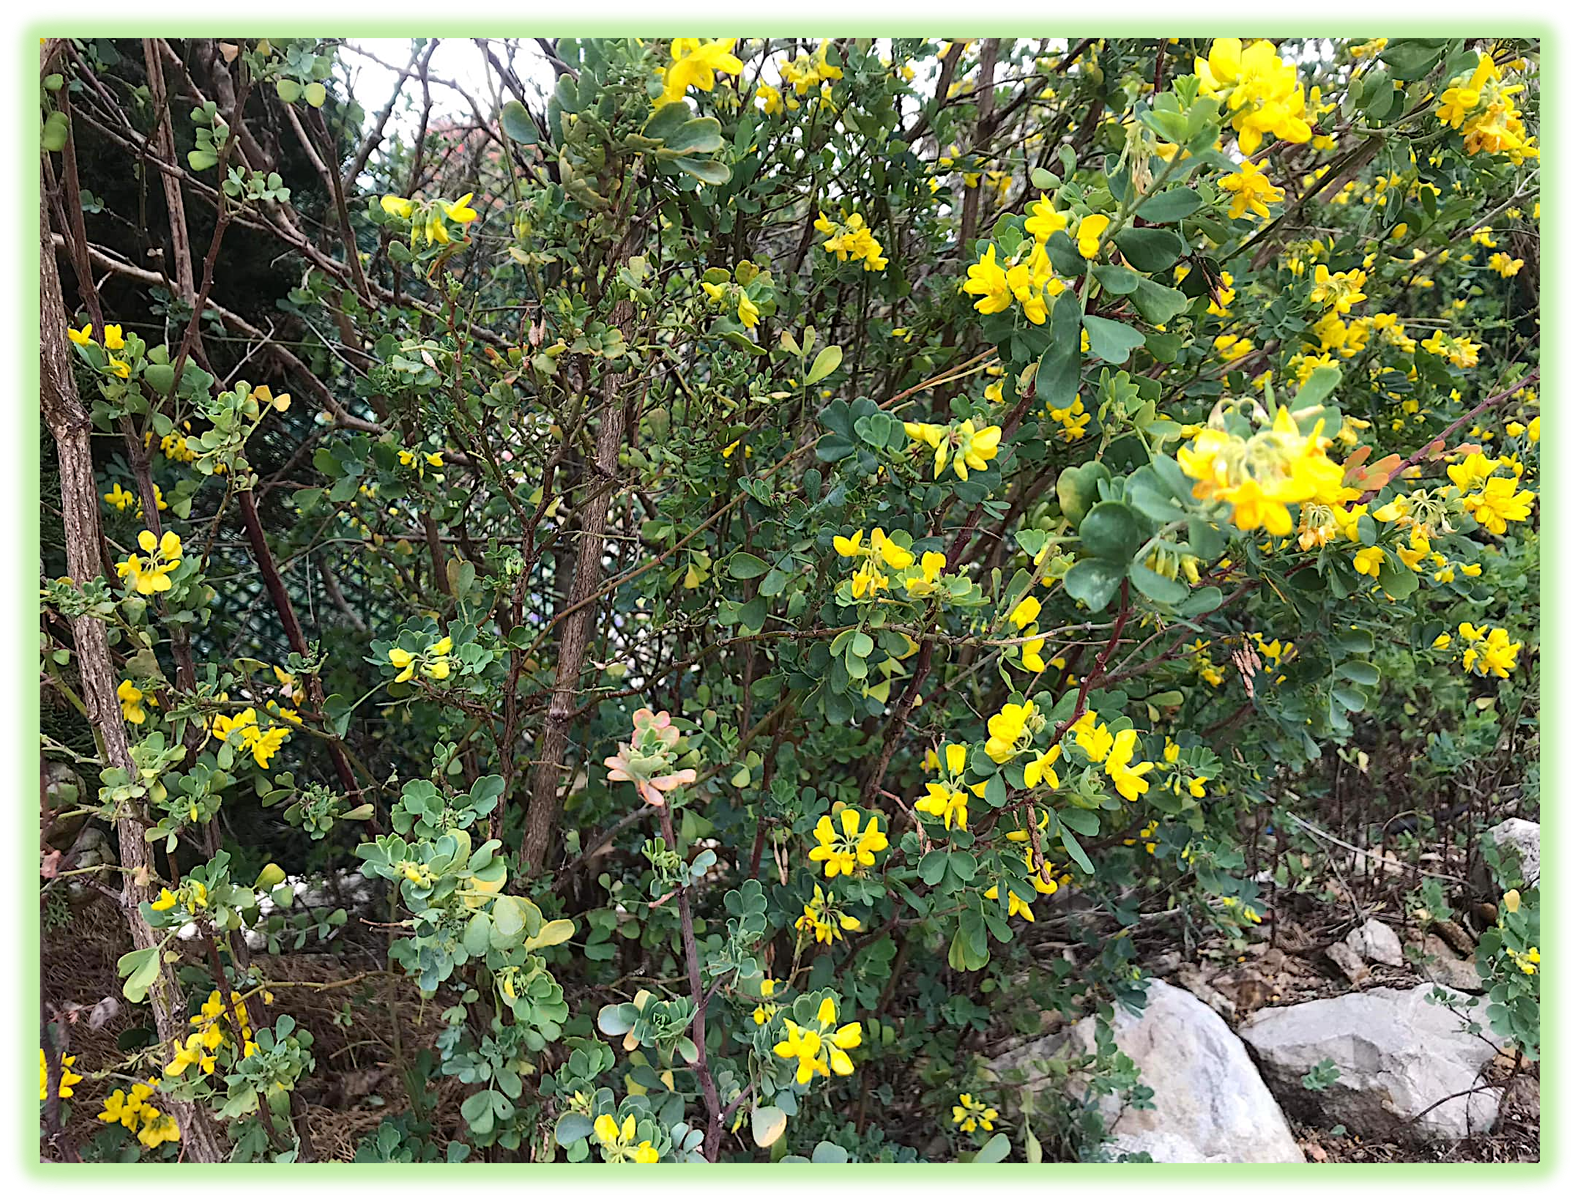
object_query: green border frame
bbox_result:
[6,6,1570,1192]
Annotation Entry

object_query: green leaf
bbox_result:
[142,364,176,395]
[806,344,843,384]
[1035,293,1083,408]
[751,1105,788,1148]
[675,156,732,186]
[1128,562,1189,605]
[1128,277,1191,326]
[491,894,526,943]
[1059,824,1095,874]
[1293,366,1342,408]
[42,111,70,152]
[117,946,161,1002]
[1061,558,1125,612]
[555,1112,594,1146]
[1114,227,1182,273]
[463,911,492,956]
[500,101,539,145]
[274,79,302,104]
[662,116,724,156]
[1078,501,1144,562]
[303,82,327,109]
[1137,188,1202,223]
[1338,660,1381,686]
[1082,315,1145,365]
[728,552,771,580]
[971,1133,1012,1163]
[523,918,576,952]
[1056,461,1110,527]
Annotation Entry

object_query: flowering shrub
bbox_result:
[40,34,1537,1164]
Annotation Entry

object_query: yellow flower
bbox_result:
[443,193,479,224]
[1309,265,1369,315]
[1071,711,1115,763]
[1076,213,1110,259]
[67,322,94,346]
[115,529,182,595]
[1462,475,1535,535]
[796,883,861,944]
[1023,744,1061,790]
[380,195,415,219]
[1008,594,1041,629]
[1104,728,1155,801]
[103,323,126,350]
[984,880,1035,921]
[1463,627,1521,679]
[118,679,150,725]
[388,646,416,683]
[985,700,1038,763]
[103,482,137,511]
[952,1093,1000,1133]
[165,1033,217,1077]
[40,1050,82,1100]
[1218,160,1284,220]
[1352,546,1385,578]
[1024,193,1068,241]
[808,807,889,879]
[773,997,862,1084]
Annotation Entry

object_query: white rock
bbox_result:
[1061,981,1305,1162]
[1346,918,1405,967]
[1239,984,1501,1141]
[1485,818,1539,886]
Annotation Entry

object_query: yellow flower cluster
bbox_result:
[796,883,861,945]
[985,699,1040,764]
[808,806,889,878]
[1195,37,1315,154]
[40,1048,82,1100]
[1068,713,1156,801]
[211,707,291,769]
[1448,452,1535,536]
[832,526,914,599]
[1456,623,1523,679]
[117,678,155,725]
[773,996,862,1085]
[593,1113,660,1163]
[915,743,986,831]
[388,634,455,683]
[1218,160,1284,221]
[902,418,1003,481]
[1046,395,1091,443]
[67,320,132,377]
[1437,53,1537,164]
[952,1093,998,1133]
[1308,265,1369,315]
[701,279,759,328]
[815,210,887,271]
[1177,408,1352,536]
[97,1076,181,1149]
[379,193,480,246]
[116,529,183,596]
[780,39,843,98]
[1420,330,1481,370]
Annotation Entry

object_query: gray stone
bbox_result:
[1239,984,1501,1140]
[1486,818,1540,887]
[1417,934,1484,993]
[1346,918,1405,967]
[1060,981,1304,1162]
[1324,941,1371,986]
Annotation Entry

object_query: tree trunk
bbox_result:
[39,206,226,1162]
[521,308,631,873]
